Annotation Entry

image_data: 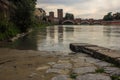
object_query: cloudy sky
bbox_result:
[36,0,120,19]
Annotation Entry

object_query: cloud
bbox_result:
[37,0,91,5]
[36,0,120,19]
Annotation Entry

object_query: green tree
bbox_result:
[0,0,19,40]
[103,12,113,21]
[113,12,120,20]
[11,0,36,32]
[65,13,74,20]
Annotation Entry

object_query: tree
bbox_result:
[65,13,74,20]
[113,12,120,20]
[103,12,113,21]
[11,0,36,32]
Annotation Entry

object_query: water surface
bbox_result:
[1,25,120,52]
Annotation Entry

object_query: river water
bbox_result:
[1,25,120,52]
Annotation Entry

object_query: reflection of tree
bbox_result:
[103,26,112,37]
[11,31,37,50]
[103,26,120,37]
[65,27,74,32]
[58,25,63,43]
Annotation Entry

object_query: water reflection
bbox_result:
[103,25,120,37]
[37,25,120,52]
[37,25,74,51]
[10,31,37,50]
[1,25,120,52]
[103,25,120,50]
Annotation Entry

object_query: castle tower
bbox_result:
[49,11,54,23]
[57,9,63,23]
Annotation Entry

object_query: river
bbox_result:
[1,25,120,52]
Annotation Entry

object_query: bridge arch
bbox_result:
[80,21,90,25]
[93,21,101,25]
[62,20,75,25]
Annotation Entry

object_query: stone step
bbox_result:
[70,43,120,67]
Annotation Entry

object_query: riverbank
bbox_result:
[102,20,120,25]
[0,48,119,80]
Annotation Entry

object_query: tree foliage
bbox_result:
[0,0,37,40]
[10,0,36,32]
[113,12,120,20]
[103,12,120,21]
[65,13,74,20]
[103,12,113,21]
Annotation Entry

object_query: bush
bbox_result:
[111,75,120,80]
[70,73,78,79]
[0,20,19,40]
[95,68,105,73]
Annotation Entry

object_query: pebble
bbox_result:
[28,73,37,78]
[46,69,69,74]
[95,61,112,67]
[36,66,50,71]
[51,75,71,80]
[76,74,111,80]
[104,67,120,76]
[73,66,97,74]
[52,63,72,69]
[48,62,56,66]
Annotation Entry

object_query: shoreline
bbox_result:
[0,48,119,80]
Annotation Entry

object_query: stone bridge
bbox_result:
[62,19,102,25]
[62,20,75,24]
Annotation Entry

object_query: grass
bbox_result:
[70,73,78,79]
[95,68,105,73]
[110,75,120,80]
[0,20,19,41]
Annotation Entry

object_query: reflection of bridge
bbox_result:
[62,19,102,25]
[62,20,75,24]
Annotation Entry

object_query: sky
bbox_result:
[36,0,120,19]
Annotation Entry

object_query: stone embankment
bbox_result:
[9,29,32,42]
[70,43,120,67]
[0,48,120,80]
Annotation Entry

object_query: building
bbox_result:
[57,9,63,23]
[49,11,54,23]
[0,0,14,20]
[34,8,46,21]
[53,17,59,24]
[75,18,81,24]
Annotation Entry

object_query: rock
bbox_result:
[73,62,93,68]
[52,63,72,69]
[95,61,112,67]
[51,75,71,80]
[28,72,37,78]
[46,69,70,74]
[77,53,89,57]
[58,57,70,60]
[71,57,86,63]
[85,57,101,64]
[104,67,120,76]
[48,62,56,66]
[58,60,70,63]
[76,74,111,80]
[71,53,89,57]
[36,66,50,71]
[73,67,97,74]
[71,57,94,68]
